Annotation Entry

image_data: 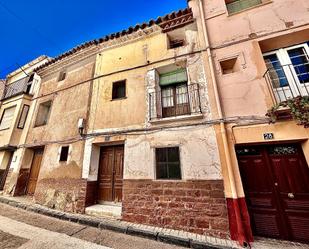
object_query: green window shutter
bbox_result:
[227,0,262,14]
[159,68,188,86]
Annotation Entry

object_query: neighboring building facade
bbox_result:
[4,42,99,213]
[188,0,309,245]
[0,56,49,194]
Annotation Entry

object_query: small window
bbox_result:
[226,0,262,14]
[112,80,126,100]
[156,147,181,180]
[59,146,69,162]
[58,71,66,82]
[220,57,239,74]
[35,100,52,127]
[17,104,30,129]
[170,39,185,49]
[0,106,16,130]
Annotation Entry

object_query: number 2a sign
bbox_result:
[263,133,274,140]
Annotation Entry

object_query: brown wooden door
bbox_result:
[236,144,309,243]
[98,145,124,203]
[26,148,44,195]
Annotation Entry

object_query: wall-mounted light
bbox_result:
[78,118,85,136]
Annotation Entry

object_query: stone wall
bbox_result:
[34,178,87,213]
[122,179,230,239]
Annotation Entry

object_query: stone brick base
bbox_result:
[122,180,230,239]
[34,178,87,213]
[3,169,14,194]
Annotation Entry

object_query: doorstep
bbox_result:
[85,204,122,219]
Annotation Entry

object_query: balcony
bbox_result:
[263,63,309,104]
[149,83,201,121]
[2,75,32,100]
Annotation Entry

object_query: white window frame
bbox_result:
[0,106,16,130]
[263,42,309,101]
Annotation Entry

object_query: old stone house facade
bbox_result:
[3,44,100,213]
[82,8,229,238]
[0,0,309,247]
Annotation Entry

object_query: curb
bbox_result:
[0,196,234,249]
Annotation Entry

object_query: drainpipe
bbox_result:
[192,0,249,246]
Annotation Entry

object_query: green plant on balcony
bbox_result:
[266,96,309,128]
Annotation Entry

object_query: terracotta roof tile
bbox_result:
[35,7,193,72]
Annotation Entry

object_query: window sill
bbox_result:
[227,1,272,17]
[34,124,47,128]
[153,179,184,182]
[0,128,10,132]
[110,97,127,101]
[149,113,203,125]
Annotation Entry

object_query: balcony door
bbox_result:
[263,42,309,102]
[161,84,190,118]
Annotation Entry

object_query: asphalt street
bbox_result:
[0,203,185,249]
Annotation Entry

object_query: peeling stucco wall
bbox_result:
[198,0,309,117]
[124,126,221,180]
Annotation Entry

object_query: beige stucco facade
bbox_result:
[82,21,223,183]
[0,56,49,191]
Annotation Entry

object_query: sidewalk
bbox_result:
[0,195,239,249]
[0,195,308,249]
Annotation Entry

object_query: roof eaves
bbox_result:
[35,7,193,72]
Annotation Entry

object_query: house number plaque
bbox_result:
[263,133,274,140]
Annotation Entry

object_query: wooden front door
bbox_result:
[236,144,309,243]
[26,148,44,195]
[98,145,124,203]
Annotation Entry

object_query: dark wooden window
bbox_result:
[156,147,181,180]
[59,146,69,162]
[35,100,52,127]
[58,71,66,82]
[170,39,185,49]
[112,80,126,100]
[161,84,190,118]
[17,104,30,129]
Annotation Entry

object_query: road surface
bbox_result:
[0,203,185,249]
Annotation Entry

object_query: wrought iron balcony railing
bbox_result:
[263,63,309,104]
[2,75,32,100]
[149,83,201,120]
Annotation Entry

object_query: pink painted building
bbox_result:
[188,0,309,245]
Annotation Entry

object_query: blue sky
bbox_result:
[0,0,187,78]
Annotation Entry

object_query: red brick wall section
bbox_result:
[85,181,98,207]
[34,178,87,214]
[122,180,230,239]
